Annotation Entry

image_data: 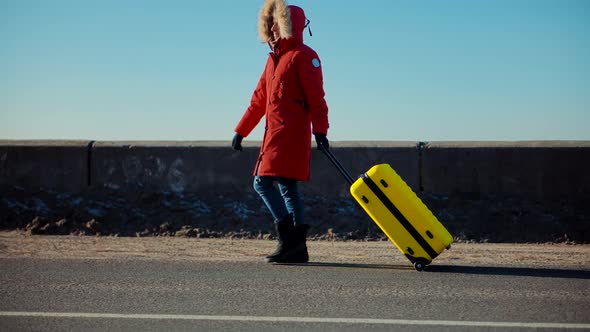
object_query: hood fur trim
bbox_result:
[258,0,291,42]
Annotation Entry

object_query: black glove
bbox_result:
[232,133,243,151]
[314,133,329,151]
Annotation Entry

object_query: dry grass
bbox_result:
[1,231,589,270]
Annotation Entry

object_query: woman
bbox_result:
[232,0,330,263]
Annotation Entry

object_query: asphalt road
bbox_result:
[0,258,589,331]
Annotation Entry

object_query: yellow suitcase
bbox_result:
[323,149,453,271]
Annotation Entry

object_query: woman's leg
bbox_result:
[253,176,289,221]
[277,177,304,225]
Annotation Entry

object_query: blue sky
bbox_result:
[1,0,589,141]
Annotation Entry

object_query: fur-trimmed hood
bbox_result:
[258,0,306,43]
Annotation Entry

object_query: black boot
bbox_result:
[266,214,296,262]
[268,224,310,263]
[282,224,310,263]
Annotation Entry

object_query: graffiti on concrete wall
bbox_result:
[102,156,187,193]
[166,159,186,193]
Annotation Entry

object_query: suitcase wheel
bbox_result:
[414,259,428,272]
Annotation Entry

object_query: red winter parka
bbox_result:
[234,0,329,182]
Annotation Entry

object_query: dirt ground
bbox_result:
[0,231,589,270]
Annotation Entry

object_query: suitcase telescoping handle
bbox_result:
[320,147,355,185]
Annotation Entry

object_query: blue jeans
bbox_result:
[253,176,304,225]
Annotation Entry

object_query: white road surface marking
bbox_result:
[0,311,589,329]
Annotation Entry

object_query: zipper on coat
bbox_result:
[268,52,279,104]
[256,114,269,177]
[255,52,278,178]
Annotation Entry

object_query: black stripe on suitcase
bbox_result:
[360,174,439,260]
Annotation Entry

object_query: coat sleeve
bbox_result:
[296,49,329,135]
[235,64,268,137]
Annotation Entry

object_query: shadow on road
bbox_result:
[280,262,590,279]
[427,265,590,279]
[280,262,415,270]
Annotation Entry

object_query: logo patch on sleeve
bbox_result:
[312,58,321,68]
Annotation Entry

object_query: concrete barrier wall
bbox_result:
[308,142,419,196]
[1,140,589,242]
[2,140,587,199]
[421,141,590,200]
[89,141,419,196]
[91,141,258,194]
[0,140,91,192]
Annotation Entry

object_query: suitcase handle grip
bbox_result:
[321,148,355,185]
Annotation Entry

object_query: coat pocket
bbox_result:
[294,99,308,111]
